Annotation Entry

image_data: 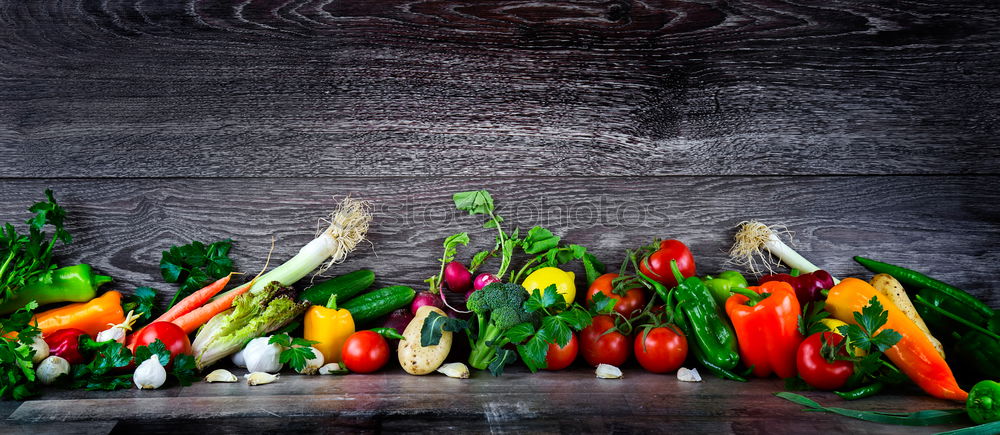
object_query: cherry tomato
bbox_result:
[130,321,192,364]
[543,333,578,371]
[640,239,696,287]
[586,273,647,319]
[579,315,630,367]
[342,330,390,373]
[634,326,688,373]
[796,332,854,390]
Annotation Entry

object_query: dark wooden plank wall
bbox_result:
[2,0,999,433]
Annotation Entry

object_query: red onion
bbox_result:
[473,273,500,291]
[382,308,414,334]
[444,261,472,293]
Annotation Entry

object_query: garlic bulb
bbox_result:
[134,356,167,389]
[243,337,283,373]
[97,310,141,344]
[36,355,69,385]
[245,372,279,385]
[205,369,238,383]
[295,345,325,375]
[231,349,247,368]
[30,334,49,364]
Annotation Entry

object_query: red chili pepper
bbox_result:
[44,328,90,364]
[725,281,804,378]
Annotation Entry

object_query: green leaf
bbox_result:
[557,308,593,331]
[589,291,616,315]
[871,329,902,353]
[420,311,468,347]
[171,354,198,386]
[469,250,492,271]
[124,287,158,321]
[522,227,561,254]
[581,253,602,285]
[269,333,293,348]
[517,336,549,372]
[856,296,889,336]
[161,239,235,309]
[134,339,171,367]
[774,392,966,426]
[279,345,317,373]
[488,348,517,377]
[453,190,494,216]
[504,322,535,344]
[540,316,572,347]
[524,285,563,313]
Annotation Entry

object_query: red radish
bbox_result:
[473,273,500,291]
[465,289,476,302]
[411,291,443,314]
[443,262,472,293]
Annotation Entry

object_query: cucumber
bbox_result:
[299,269,375,305]
[341,285,416,324]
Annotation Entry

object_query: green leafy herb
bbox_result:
[425,233,470,293]
[822,296,905,385]
[420,311,469,347]
[775,392,966,426]
[123,287,158,323]
[589,291,617,316]
[522,226,560,254]
[160,239,234,309]
[452,190,513,277]
[71,337,135,391]
[170,354,198,386]
[798,301,830,337]
[0,300,42,400]
[0,189,72,304]
[515,285,594,372]
[488,348,517,377]
[269,334,320,373]
[134,339,171,367]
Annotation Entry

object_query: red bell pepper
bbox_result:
[44,328,89,364]
[725,281,803,378]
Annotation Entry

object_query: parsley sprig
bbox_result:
[0,301,43,400]
[825,296,906,384]
[0,189,72,304]
[269,334,320,373]
[160,239,234,309]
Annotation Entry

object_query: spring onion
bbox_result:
[730,220,839,283]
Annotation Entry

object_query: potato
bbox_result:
[869,273,945,358]
[397,306,452,375]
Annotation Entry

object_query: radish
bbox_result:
[473,273,500,291]
[411,291,443,314]
[444,262,472,293]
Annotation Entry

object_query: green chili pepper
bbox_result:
[914,288,993,338]
[701,271,748,305]
[641,261,741,374]
[854,256,993,320]
[835,382,885,400]
[0,264,111,315]
[967,380,1000,424]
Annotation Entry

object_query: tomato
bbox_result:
[130,321,192,365]
[579,315,629,367]
[634,326,688,373]
[796,332,854,390]
[586,273,647,319]
[543,333,578,371]
[342,330,390,373]
[640,239,696,287]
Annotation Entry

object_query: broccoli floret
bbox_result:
[466,282,539,370]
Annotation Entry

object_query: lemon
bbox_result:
[521,267,576,304]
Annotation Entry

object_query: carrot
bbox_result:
[155,274,233,324]
[171,284,251,334]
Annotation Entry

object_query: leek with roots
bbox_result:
[729,220,839,284]
[191,197,372,369]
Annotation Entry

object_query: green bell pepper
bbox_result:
[641,261,741,377]
[0,264,112,315]
[701,271,748,305]
[967,380,1000,424]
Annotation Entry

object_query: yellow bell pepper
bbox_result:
[521,267,576,304]
[304,295,355,363]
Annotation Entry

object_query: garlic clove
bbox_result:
[134,355,167,390]
[204,369,238,383]
[36,355,69,385]
[318,363,348,375]
[30,334,50,365]
[244,372,279,385]
[677,367,702,382]
[595,364,623,379]
[436,362,470,379]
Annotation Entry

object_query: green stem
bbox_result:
[511,256,541,284]
[730,288,765,306]
[325,294,339,310]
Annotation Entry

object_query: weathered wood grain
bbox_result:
[0,176,996,307]
[1,1,999,176]
[6,369,969,434]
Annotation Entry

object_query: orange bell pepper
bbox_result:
[825,278,967,402]
[33,291,125,337]
[725,281,803,378]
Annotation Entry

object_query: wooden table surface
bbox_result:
[2,0,999,433]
